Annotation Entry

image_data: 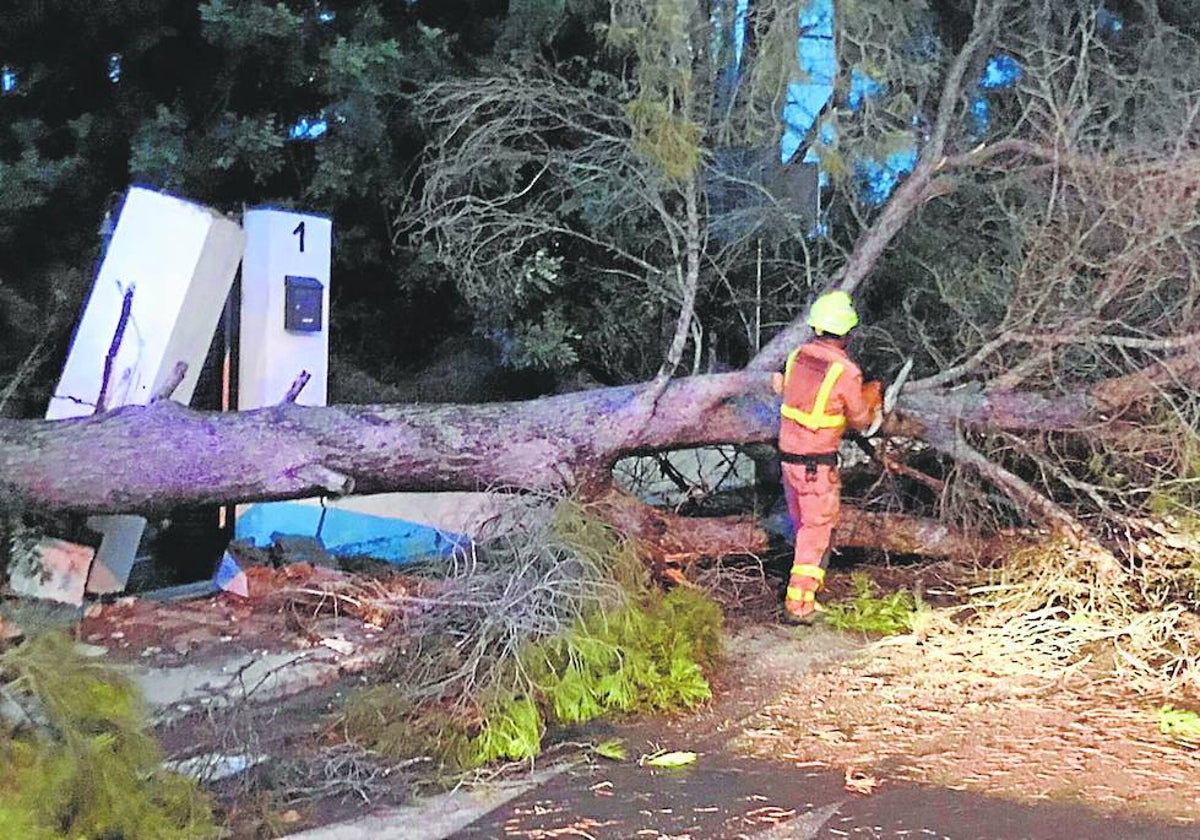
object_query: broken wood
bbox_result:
[150,361,189,404]
[95,286,134,413]
[282,371,312,405]
[593,486,979,563]
[293,464,355,497]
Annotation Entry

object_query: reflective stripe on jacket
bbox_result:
[781,348,846,430]
[778,339,873,457]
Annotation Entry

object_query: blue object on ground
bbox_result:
[213,552,248,596]
[235,502,469,565]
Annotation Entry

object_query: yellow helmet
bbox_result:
[806,290,859,336]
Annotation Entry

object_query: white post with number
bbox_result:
[238,209,332,409]
[235,209,332,547]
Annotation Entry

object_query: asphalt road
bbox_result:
[447,752,1198,840]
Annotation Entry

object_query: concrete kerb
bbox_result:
[119,645,388,721]
[280,763,575,840]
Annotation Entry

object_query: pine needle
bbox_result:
[593,739,626,761]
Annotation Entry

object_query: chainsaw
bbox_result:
[864,357,912,438]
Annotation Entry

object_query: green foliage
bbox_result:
[0,633,219,840]
[549,499,649,597]
[495,0,567,59]
[345,585,721,772]
[0,120,85,230]
[1158,704,1200,747]
[609,0,702,181]
[523,586,722,725]
[468,695,543,765]
[824,573,927,636]
[128,106,191,191]
[592,738,626,760]
[343,498,723,774]
[624,99,703,182]
[499,309,581,371]
[640,749,697,767]
[485,249,582,371]
[199,0,306,47]
[341,687,545,773]
[338,687,474,773]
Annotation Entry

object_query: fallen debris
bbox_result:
[7,536,95,606]
[640,750,699,768]
[166,751,268,783]
[213,553,249,598]
[843,768,880,795]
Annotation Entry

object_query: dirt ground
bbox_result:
[62,554,1200,835]
[726,559,1200,828]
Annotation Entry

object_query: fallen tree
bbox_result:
[2,340,1194,563]
[4,2,1200,572]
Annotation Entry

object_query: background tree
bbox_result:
[0,0,586,416]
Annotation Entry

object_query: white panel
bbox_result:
[49,187,244,418]
[41,187,244,596]
[239,209,332,408]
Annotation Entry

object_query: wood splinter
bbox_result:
[282,371,312,404]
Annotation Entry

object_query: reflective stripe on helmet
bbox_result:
[780,353,846,431]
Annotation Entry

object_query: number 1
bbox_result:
[293,221,306,252]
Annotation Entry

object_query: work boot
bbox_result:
[784,565,825,623]
[782,598,825,626]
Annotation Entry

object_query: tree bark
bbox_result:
[0,372,774,514]
[3,350,1194,560]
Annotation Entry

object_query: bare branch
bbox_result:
[282,371,311,405]
[150,361,188,404]
[95,285,134,413]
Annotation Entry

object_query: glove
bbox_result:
[861,380,883,416]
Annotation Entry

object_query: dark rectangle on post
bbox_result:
[284,275,324,333]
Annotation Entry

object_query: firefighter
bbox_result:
[771,290,883,623]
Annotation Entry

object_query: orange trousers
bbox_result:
[781,462,840,610]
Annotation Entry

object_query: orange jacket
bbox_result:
[777,338,874,456]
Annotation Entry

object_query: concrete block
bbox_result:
[7,537,96,606]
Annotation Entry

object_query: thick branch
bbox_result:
[891,348,1200,437]
[749,2,1007,372]
[592,487,979,563]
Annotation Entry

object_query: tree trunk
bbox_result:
[3,350,1193,562]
